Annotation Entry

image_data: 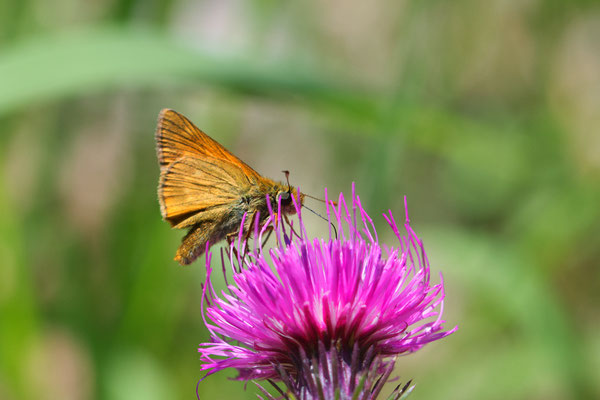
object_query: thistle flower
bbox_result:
[198,185,456,399]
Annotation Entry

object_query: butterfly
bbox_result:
[156,109,304,265]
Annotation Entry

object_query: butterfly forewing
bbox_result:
[159,157,246,227]
[156,109,261,180]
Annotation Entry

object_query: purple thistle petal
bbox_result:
[197,184,457,397]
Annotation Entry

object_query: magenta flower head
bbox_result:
[198,184,457,399]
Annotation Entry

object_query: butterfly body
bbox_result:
[156,109,302,265]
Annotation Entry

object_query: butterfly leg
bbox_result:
[260,229,273,250]
[282,213,302,239]
[225,211,257,255]
[226,232,235,244]
[244,211,258,242]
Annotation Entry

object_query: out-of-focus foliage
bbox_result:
[1,1,599,399]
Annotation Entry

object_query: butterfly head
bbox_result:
[275,186,304,216]
[274,170,304,215]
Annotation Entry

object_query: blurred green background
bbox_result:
[1,0,599,399]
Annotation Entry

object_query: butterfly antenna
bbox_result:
[279,170,337,237]
[282,170,291,193]
[302,205,338,239]
[304,193,338,206]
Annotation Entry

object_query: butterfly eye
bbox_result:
[278,191,291,204]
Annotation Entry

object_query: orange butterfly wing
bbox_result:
[156,109,262,227]
[156,109,261,177]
